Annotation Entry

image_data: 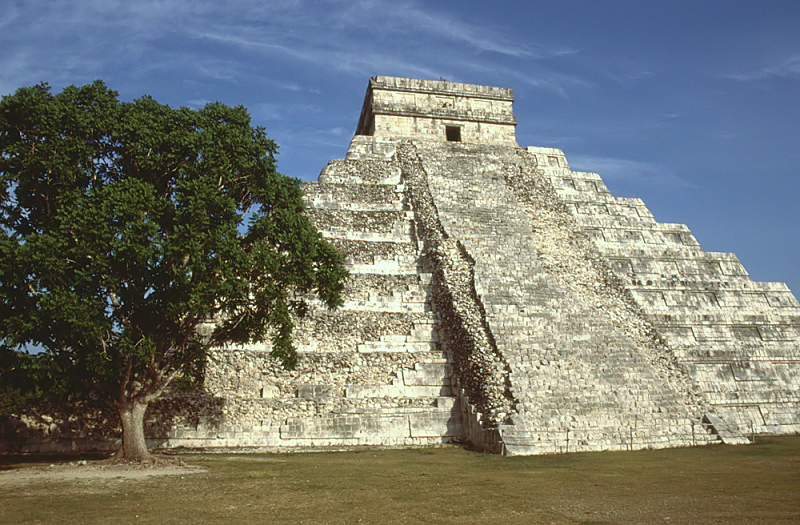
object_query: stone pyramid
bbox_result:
[160,76,800,454]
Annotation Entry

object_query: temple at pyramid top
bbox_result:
[354,76,518,146]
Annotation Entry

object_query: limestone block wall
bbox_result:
[370,115,517,147]
[529,145,800,435]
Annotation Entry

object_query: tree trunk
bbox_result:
[117,400,152,462]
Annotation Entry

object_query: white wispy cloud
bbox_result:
[186,98,212,109]
[271,82,322,94]
[195,60,240,82]
[371,2,540,58]
[184,2,546,74]
[607,69,654,84]
[1,0,588,101]
[508,69,593,98]
[726,53,800,81]
[250,102,321,122]
[567,155,695,189]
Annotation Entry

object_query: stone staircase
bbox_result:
[405,141,720,454]
[273,158,465,448]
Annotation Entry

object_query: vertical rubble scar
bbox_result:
[396,141,513,429]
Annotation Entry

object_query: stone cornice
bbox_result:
[370,76,514,102]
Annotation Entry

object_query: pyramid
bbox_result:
[17,76,796,455]
[162,75,800,454]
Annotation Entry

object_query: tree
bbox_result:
[0,81,348,462]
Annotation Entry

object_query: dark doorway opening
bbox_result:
[445,126,461,142]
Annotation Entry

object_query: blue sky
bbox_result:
[2,0,799,295]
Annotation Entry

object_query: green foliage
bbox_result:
[0,81,348,412]
[0,345,65,414]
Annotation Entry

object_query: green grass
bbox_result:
[2,436,799,524]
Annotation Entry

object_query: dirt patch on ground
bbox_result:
[0,460,206,486]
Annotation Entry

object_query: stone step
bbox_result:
[344,272,431,292]
[567,205,659,225]
[568,211,659,227]
[702,414,750,445]
[338,281,433,313]
[280,409,462,440]
[629,289,800,310]
[345,136,399,162]
[330,397,457,413]
[341,299,430,314]
[327,238,416,265]
[609,256,748,277]
[347,257,420,275]
[623,279,794,294]
[356,341,439,353]
[320,225,413,242]
[652,323,799,344]
[344,367,453,396]
[674,344,800,361]
[297,378,454,399]
[308,208,410,231]
[400,362,453,385]
[163,403,463,448]
[648,309,800,325]
[499,429,719,455]
[318,157,401,185]
[303,181,404,210]
[293,310,438,353]
[588,228,701,247]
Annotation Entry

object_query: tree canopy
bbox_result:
[0,81,348,460]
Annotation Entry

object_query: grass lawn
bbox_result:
[1,436,799,524]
